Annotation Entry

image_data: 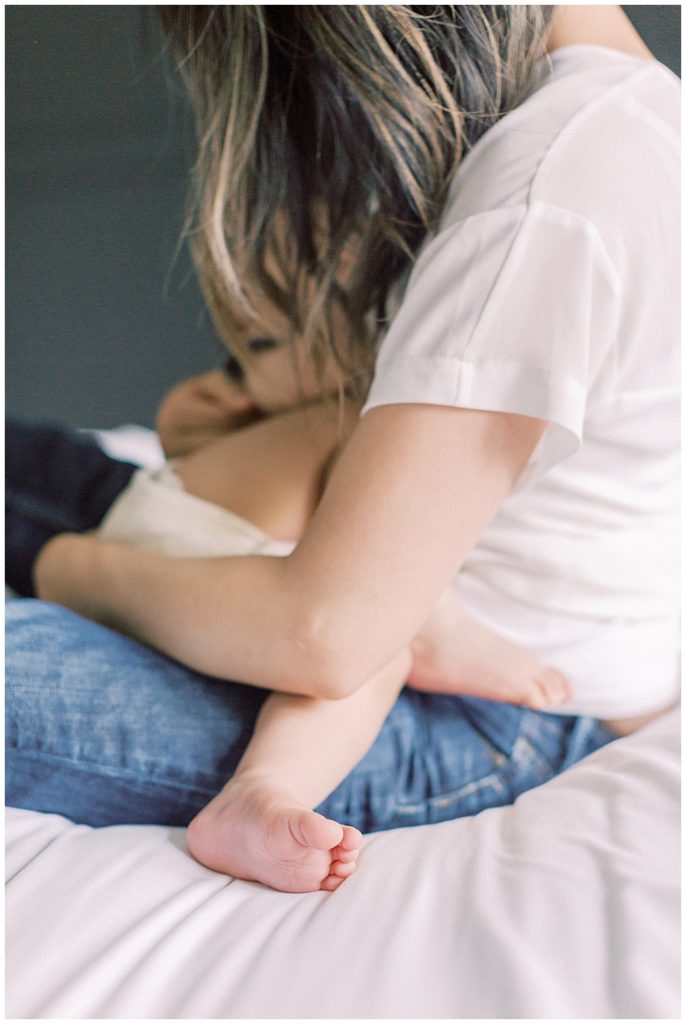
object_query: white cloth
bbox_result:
[361,44,680,718]
[5,706,681,1019]
[98,462,296,558]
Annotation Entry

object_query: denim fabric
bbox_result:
[5,600,617,832]
[5,418,137,596]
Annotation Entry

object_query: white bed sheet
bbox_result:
[6,706,680,1019]
[5,426,681,1017]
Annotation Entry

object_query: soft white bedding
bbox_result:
[5,427,681,1018]
[5,706,680,1019]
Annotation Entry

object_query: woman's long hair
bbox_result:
[160,5,555,405]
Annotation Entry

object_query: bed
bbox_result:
[5,428,681,1019]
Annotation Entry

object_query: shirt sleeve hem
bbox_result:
[360,355,586,491]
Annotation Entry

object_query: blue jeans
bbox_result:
[5,599,617,832]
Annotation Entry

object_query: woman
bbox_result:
[6,6,679,890]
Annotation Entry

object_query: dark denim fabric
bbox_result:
[5,600,617,832]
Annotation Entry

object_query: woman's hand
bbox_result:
[155,368,265,458]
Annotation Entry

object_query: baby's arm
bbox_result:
[155,368,265,458]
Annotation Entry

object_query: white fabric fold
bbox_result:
[6,707,680,1019]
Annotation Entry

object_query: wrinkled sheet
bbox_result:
[6,706,680,1019]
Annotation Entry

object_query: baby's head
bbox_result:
[209,215,371,415]
[218,298,352,415]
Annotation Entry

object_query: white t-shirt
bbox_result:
[360,44,680,720]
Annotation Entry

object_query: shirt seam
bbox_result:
[375,351,583,375]
[434,58,669,292]
[621,92,680,156]
[526,58,660,203]
[451,201,620,370]
[421,199,622,299]
[527,200,623,295]
[367,354,588,406]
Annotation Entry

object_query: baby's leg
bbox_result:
[409,587,573,709]
[186,647,410,893]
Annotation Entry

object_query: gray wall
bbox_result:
[5,5,681,428]
[6,6,218,429]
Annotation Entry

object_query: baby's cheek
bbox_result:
[244,372,304,412]
[248,361,329,411]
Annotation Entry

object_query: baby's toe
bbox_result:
[290,810,344,851]
[320,873,347,892]
[521,679,548,710]
[537,667,573,706]
[332,846,360,864]
[330,859,357,879]
[339,824,363,851]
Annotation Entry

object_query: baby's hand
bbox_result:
[156,368,265,458]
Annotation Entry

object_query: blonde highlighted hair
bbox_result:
[160,5,555,404]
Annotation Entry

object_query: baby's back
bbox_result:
[175,399,359,542]
[98,399,360,560]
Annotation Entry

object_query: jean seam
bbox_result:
[477,734,509,767]
[511,733,557,784]
[7,746,219,798]
[394,770,507,814]
[458,699,524,761]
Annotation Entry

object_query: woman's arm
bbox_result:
[35,404,547,698]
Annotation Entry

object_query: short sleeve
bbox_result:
[360,200,621,492]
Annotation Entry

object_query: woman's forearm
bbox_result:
[34,407,543,700]
[34,534,329,695]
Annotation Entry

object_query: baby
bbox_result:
[96,314,573,893]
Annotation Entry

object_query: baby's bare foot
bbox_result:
[409,588,574,710]
[186,772,363,893]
